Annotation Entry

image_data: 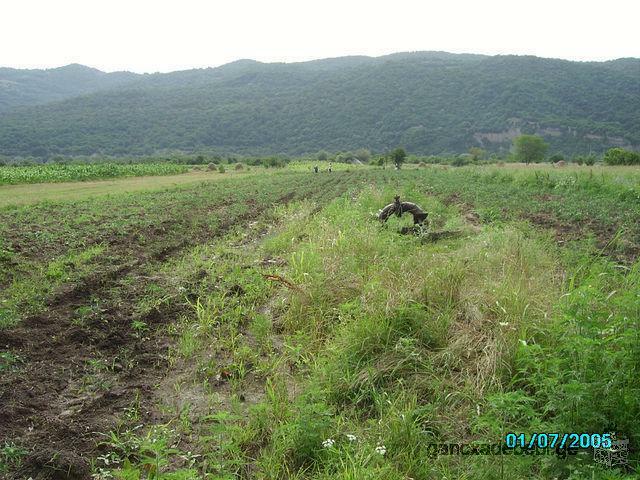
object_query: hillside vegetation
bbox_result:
[0,64,136,113]
[0,52,638,157]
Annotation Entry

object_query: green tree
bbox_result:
[316,150,329,161]
[390,147,407,168]
[468,147,486,161]
[353,148,371,163]
[513,135,549,164]
[603,147,640,165]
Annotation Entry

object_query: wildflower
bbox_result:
[519,339,527,346]
[499,322,509,326]
[375,444,387,456]
[346,434,357,442]
[322,438,335,448]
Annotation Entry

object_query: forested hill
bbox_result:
[0,64,137,114]
[0,52,638,157]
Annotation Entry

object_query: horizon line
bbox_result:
[1,50,639,75]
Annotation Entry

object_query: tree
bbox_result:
[603,147,640,165]
[549,153,564,163]
[337,151,355,163]
[316,150,329,161]
[390,147,407,168]
[468,147,486,162]
[513,135,548,164]
[353,148,371,163]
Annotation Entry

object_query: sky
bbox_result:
[2,0,639,73]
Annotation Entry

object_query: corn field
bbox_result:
[0,163,189,185]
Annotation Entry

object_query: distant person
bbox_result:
[314,165,319,173]
[328,163,332,172]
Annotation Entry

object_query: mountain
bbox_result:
[0,52,638,157]
[0,64,138,114]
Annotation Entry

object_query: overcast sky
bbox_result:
[2,0,639,73]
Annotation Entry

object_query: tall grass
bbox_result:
[251,187,599,478]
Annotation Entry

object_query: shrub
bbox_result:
[234,163,244,171]
[218,165,226,173]
[603,147,640,165]
[207,163,216,171]
[451,155,469,167]
[263,157,285,168]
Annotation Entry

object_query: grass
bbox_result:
[245,187,565,478]
[0,164,638,479]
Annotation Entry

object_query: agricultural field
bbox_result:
[0,163,191,186]
[0,164,638,479]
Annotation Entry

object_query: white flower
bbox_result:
[322,438,335,448]
[499,322,509,326]
[375,444,387,456]
[346,434,357,442]
[519,339,527,346]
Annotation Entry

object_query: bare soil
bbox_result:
[0,174,353,479]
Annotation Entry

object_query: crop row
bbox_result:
[0,163,189,185]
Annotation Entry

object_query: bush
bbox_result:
[451,155,469,167]
[207,163,216,171]
[234,163,244,171]
[603,147,640,165]
[218,165,226,173]
[262,157,285,168]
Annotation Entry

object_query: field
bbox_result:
[0,163,191,186]
[0,169,247,208]
[0,164,638,479]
